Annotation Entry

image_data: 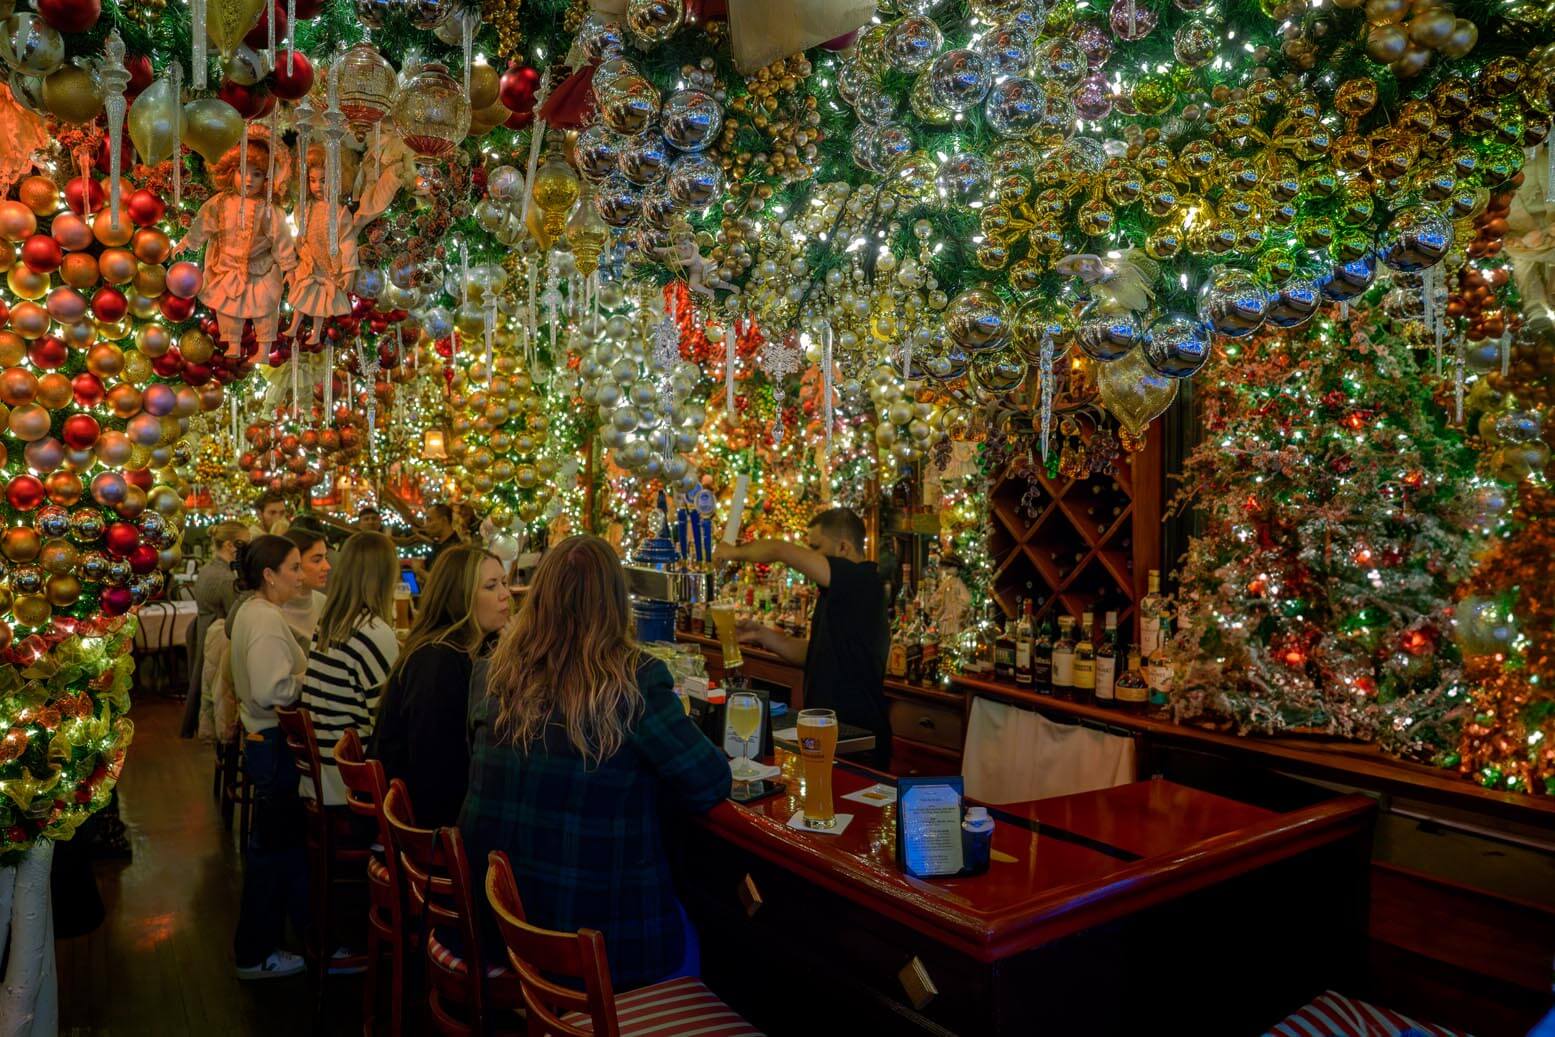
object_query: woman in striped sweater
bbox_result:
[301,532,401,806]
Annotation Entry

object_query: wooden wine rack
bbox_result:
[987,427,1164,641]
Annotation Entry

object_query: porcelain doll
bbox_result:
[285,144,401,344]
[172,129,296,355]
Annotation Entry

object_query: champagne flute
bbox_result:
[726,691,762,781]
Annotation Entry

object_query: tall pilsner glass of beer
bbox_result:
[709,602,743,669]
[797,708,838,829]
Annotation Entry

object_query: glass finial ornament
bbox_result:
[532,140,581,248]
[335,42,398,134]
[566,187,610,278]
[392,62,471,172]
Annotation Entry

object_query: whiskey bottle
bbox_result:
[1115,645,1149,708]
[1014,598,1035,686]
[994,604,1017,682]
[1072,610,1096,701]
[1147,617,1173,707]
[1094,611,1119,706]
[1032,616,1055,695]
[1139,569,1166,658]
[1051,616,1076,697]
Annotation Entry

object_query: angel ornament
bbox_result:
[658,220,739,300]
[172,128,296,355]
[286,144,403,344]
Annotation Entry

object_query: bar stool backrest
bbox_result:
[484,851,619,1037]
[274,705,322,804]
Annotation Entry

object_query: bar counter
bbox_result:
[682,750,1375,1035]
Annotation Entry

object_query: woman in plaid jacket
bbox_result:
[461,535,732,991]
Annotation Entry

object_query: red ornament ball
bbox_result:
[21,234,63,274]
[244,2,286,48]
[6,475,45,512]
[504,109,534,130]
[91,286,127,323]
[37,0,101,34]
[182,363,213,386]
[268,51,314,100]
[150,350,184,378]
[126,54,153,96]
[71,372,104,406]
[159,294,196,322]
[123,467,153,491]
[217,79,270,120]
[64,177,105,215]
[103,522,138,557]
[61,413,100,450]
[101,586,132,616]
[499,66,537,112]
[126,189,165,227]
[128,544,158,576]
[26,336,67,370]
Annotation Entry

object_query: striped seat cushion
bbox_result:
[563,976,763,1036]
[367,856,389,884]
[427,930,509,979]
[1264,991,1468,1037]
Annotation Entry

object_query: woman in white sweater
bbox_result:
[228,535,310,981]
[301,532,400,806]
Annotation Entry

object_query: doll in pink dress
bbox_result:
[286,144,402,345]
[173,130,297,355]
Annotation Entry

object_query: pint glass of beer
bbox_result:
[797,708,838,829]
[709,602,743,669]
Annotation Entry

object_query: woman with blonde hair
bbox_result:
[301,533,400,806]
[462,535,730,991]
[373,545,511,826]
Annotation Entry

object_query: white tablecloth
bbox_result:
[134,600,198,653]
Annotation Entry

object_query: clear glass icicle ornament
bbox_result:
[323,62,348,257]
[99,32,131,227]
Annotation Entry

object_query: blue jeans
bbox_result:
[233,726,309,967]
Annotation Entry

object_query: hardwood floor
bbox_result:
[57,697,363,1036]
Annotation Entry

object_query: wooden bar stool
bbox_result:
[382,784,520,1036]
[483,851,763,1037]
[275,706,371,1017]
[333,730,405,1037]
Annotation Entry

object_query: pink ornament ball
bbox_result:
[165,261,202,299]
[101,586,132,616]
[140,382,177,417]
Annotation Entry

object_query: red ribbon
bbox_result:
[537,65,598,129]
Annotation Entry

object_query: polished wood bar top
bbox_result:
[956,673,1555,828]
[697,750,1374,964]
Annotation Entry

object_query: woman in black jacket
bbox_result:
[373,545,511,826]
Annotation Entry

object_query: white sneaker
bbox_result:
[235,950,306,980]
[328,946,366,976]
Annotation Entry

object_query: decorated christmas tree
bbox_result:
[1168,318,1482,763]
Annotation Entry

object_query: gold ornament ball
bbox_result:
[1367,23,1411,62]
[1365,0,1409,23]
[179,328,215,364]
[11,594,51,628]
[45,574,80,608]
[42,66,104,123]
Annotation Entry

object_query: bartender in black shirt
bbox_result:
[714,507,891,770]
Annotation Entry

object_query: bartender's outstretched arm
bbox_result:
[713,540,831,586]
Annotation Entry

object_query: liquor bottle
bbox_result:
[1014,598,1035,686]
[1147,617,1173,706]
[921,616,941,684]
[994,605,1017,682]
[886,609,909,680]
[1139,569,1166,658]
[1115,645,1149,707]
[904,606,925,684]
[1072,610,1096,701]
[1032,616,1055,695]
[975,602,1000,675]
[1051,616,1076,696]
[1094,612,1119,706]
[893,563,914,624]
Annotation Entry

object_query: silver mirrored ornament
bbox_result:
[983,76,1046,137]
[1266,277,1320,328]
[1197,267,1271,337]
[1142,315,1210,378]
[617,132,670,185]
[928,49,991,112]
[945,289,1009,352]
[626,0,684,46]
[598,75,660,136]
[1378,206,1452,272]
[661,89,723,153]
[667,153,723,209]
[1076,311,1141,361]
[885,16,944,73]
